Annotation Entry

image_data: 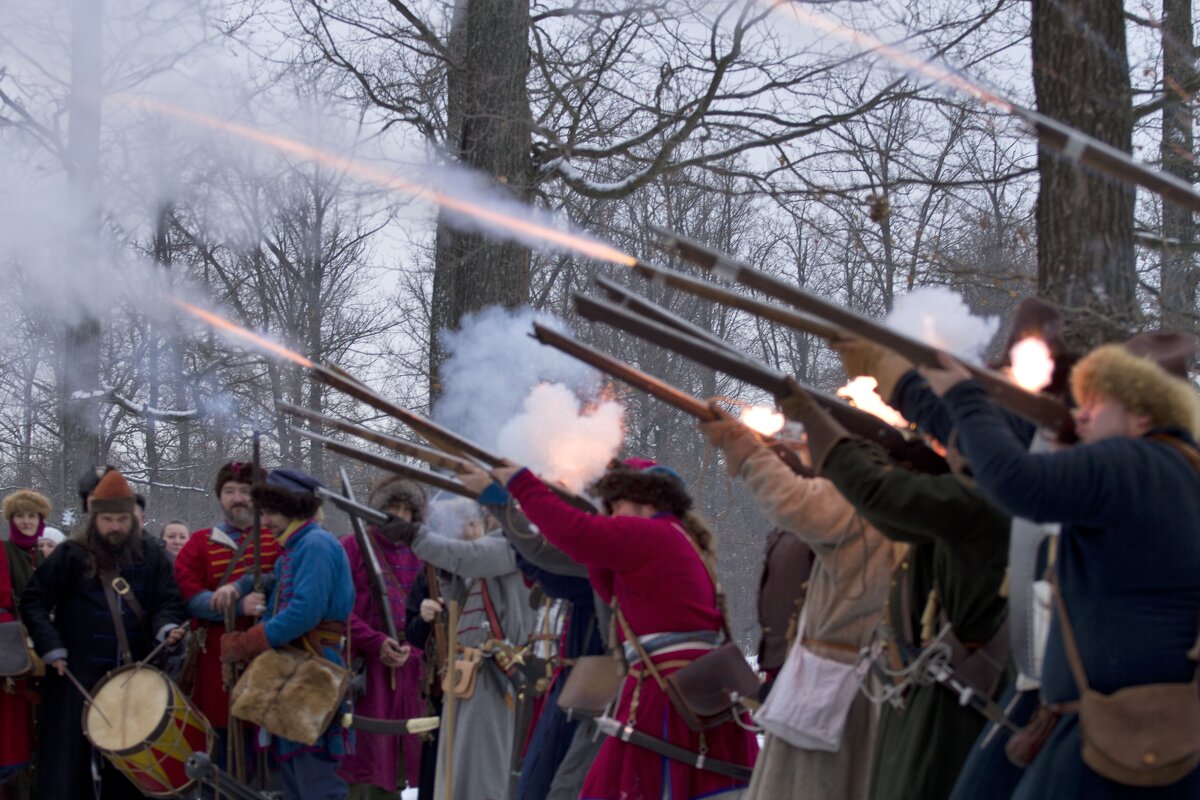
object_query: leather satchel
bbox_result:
[665,641,763,731]
[557,654,626,717]
[1052,573,1200,787]
[442,646,484,700]
[0,621,41,677]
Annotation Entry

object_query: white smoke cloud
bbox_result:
[885,287,999,360]
[433,305,604,449]
[424,495,485,540]
[496,382,624,493]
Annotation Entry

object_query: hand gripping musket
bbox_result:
[278,402,471,473]
[336,467,402,690]
[293,427,479,499]
[573,292,949,474]
[653,228,1077,441]
[530,323,812,477]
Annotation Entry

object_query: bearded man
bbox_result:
[21,469,186,800]
[174,461,278,770]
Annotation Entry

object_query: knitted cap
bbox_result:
[90,470,136,515]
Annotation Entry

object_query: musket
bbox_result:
[292,427,479,499]
[655,229,1077,440]
[423,563,449,702]
[531,323,812,477]
[443,600,460,800]
[251,430,263,594]
[623,260,844,341]
[278,402,471,473]
[299,369,598,512]
[306,361,499,466]
[336,467,401,690]
[574,293,949,474]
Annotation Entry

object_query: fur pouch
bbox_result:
[231,648,350,746]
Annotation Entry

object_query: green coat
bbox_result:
[822,439,1010,800]
[3,539,41,612]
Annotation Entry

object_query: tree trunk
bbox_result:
[61,0,104,520]
[1161,0,1199,332]
[429,0,532,393]
[1031,0,1136,348]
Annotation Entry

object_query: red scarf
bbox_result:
[7,519,43,551]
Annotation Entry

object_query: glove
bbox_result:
[830,335,914,402]
[777,378,851,473]
[378,515,419,545]
[698,404,763,477]
[220,623,271,664]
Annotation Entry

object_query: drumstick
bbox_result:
[63,665,114,727]
[119,635,174,688]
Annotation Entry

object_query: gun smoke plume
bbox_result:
[886,287,999,361]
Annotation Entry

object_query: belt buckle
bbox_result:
[111,577,132,596]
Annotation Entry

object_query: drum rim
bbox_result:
[82,664,175,757]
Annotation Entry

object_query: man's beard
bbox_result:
[86,519,142,574]
[224,503,254,528]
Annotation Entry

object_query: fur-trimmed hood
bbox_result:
[1071,343,1200,437]
[368,475,427,520]
[3,489,51,522]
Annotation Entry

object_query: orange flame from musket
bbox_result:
[171,298,315,368]
[1008,337,1054,393]
[125,96,638,268]
[741,405,786,436]
[765,1,1012,113]
[836,377,908,428]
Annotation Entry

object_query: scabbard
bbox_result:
[342,713,440,735]
[594,716,754,781]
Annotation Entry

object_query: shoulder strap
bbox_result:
[1049,568,1090,693]
[218,527,258,587]
[99,570,135,665]
[479,579,506,643]
[1149,433,1200,475]
[614,600,671,693]
[669,522,735,643]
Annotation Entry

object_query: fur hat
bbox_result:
[589,458,692,517]
[252,468,324,520]
[3,489,51,522]
[368,475,427,519]
[90,470,137,515]
[1070,343,1200,437]
[215,461,258,495]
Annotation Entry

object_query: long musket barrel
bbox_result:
[625,261,845,341]
[654,229,1077,439]
[293,427,479,499]
[531,323,813,477]
[316,486,391,526]
[251,430,263,593]
[278,402,471,473]
[307,361,501,465]
[574,293,949,474]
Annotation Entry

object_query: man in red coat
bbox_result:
[174,461,279,769]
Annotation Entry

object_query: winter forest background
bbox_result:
[0,0,1196,642]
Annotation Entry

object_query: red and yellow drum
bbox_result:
[83,665,214,797]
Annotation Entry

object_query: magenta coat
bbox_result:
[507,469,759,799]
[338,530,425,791]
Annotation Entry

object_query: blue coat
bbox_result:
[944,380,1200,798]
[251,519,356,758]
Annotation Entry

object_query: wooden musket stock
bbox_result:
[574,293,948,474]
[656,228,1076,440]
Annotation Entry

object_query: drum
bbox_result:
[83,664,214,797]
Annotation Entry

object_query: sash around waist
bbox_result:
[623,630,721,665]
